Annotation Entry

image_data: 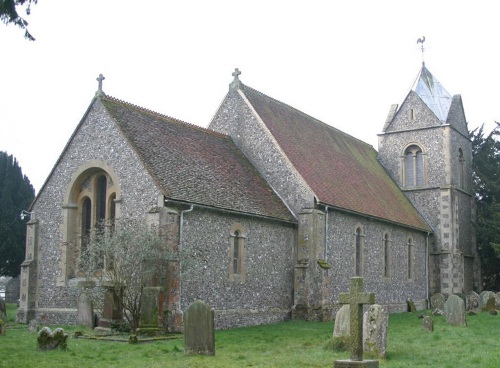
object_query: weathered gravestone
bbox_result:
[495,292,500,310]
[96,283,123,332]
[334,277,378,368]
[184,300,215,355]
[28,319,38,332]
[333,305,350,338]
[421,315,434,332]
[482,295,496,312]
[0,297,6,316]
[37,327,68,350]
[406,299,417,312]
[479,291,496,310]
[444,295,466,326]
[430,293,445,310]
[363,305,387,358]
[77,291,94,329]
[465,291,479,311]
[137,286,164,336]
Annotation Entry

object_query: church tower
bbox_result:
[378,63,480,296]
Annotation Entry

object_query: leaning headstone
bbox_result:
[466,291,480,311]
[421,316,434,332]
[37,327,68,351]
[406,299,417,312]
[495,292,500,309]
[444,295,466,326]
[334,277,378,368]
[184,300,215,355]
[430,293,445,310]
[479,291,496,310]
[0,297,6,316]
[333,305,350,338]
[77,292,94,328]
[363,304,387,358]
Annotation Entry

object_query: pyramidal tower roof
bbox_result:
[411,63,452,122]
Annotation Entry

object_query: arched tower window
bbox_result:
[354,226,364,276]
[458,148,466,189]
[404,145,424,187]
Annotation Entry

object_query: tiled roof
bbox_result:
[100,96,295,223]
[241,87,430,231]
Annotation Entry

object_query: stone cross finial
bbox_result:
[96,74,105,96]
[229,68,242,91]
[339,277,375,361]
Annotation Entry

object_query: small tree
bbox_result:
[79,218,171,331]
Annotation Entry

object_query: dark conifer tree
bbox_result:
[471,123,500,290]
[0,151,35,277]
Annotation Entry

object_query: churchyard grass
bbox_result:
[2,303,500,367]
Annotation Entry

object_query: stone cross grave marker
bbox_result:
[335,277,378,368]
[184,300,215,355]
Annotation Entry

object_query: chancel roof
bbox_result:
[239,86,431,231]
[411,64,452,122]
[100,96,295,223]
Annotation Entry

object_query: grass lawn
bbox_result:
[1,303,499,367]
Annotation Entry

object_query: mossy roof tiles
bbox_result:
[100,96,295,223]
[240,86,431,231]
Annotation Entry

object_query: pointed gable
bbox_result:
[238,86,430,231]
[100,96,295,222]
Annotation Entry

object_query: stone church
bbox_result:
[17,64,480,330]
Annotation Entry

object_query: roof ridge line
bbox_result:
[101,95,230,139]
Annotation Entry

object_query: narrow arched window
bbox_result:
[355,227,363,276]
[96,175,107,226]
[81,197,92,249]
[229,224,246,282]
[383,233,390,278]
[407,237,414,280]
[233,230,241,274]
[404,145,424,187]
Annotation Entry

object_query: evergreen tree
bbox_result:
[0,151,35,277]
[471,123,500,290]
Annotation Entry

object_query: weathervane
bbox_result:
[417,36,426,66]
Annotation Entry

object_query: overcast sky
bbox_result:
[1,1,499,193]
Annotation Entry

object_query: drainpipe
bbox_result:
[426,232,430,308]
[324,206,329,260]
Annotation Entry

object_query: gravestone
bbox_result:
[465,291,479,311]
[481,296,496,312]
[77,291,94,328]
[334,277,378,368]
[495,292,500,309]
[139,286,163,329]
[37,327,68,350]
[0,297,6,316]
[97,283,123,330]
[406,299,417,312]
[421,316,434,332]
[333,305,350,338]
[444,295,466,326]
[362,304,387,358]
[28,319,38,332]
[430,293,445,310]
[184,300,215,355]
[479,291,495,310]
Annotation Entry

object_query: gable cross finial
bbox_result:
[417,36,426,66]
[229,68,242,91]
[96,74,105,96]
